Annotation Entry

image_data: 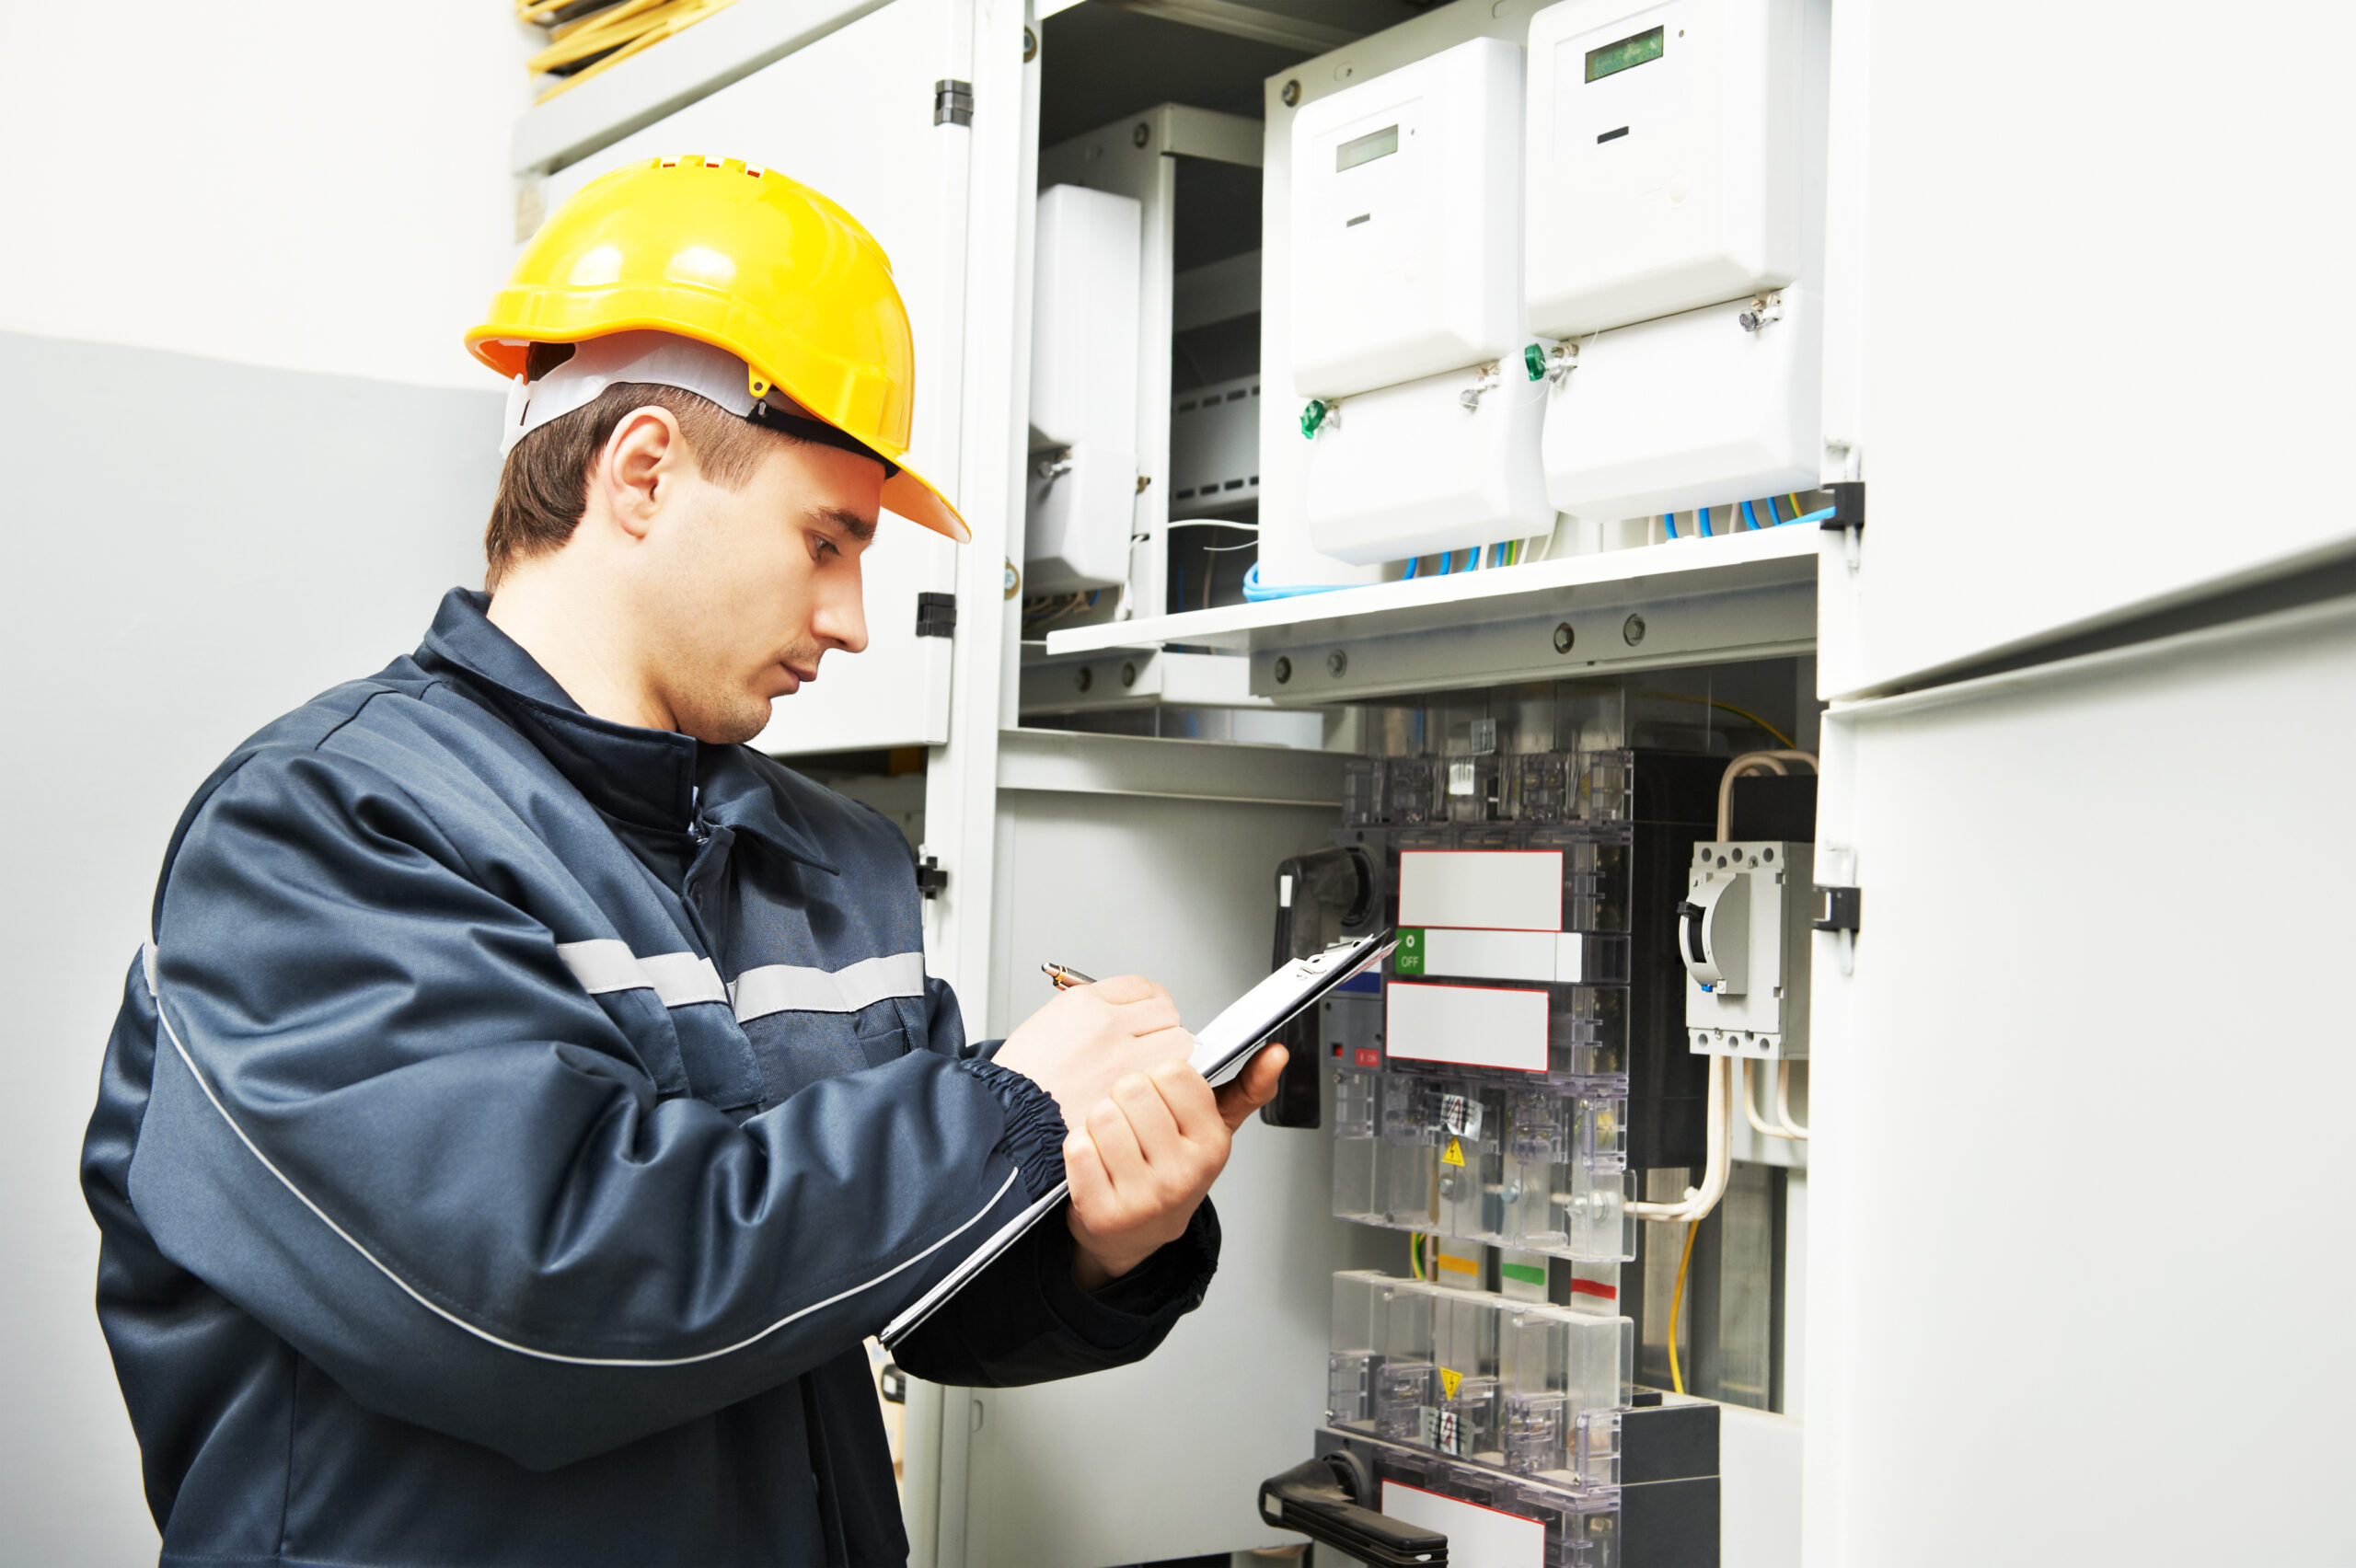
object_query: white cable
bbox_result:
[1629,1053,1734,1223]
[1739,1055,1800,1142]
[1775,1059,1809,1140]
[1715,749,1818,840]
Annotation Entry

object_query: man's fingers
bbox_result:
[1107,996,1183,1038]
[1085,974,1172,1008]
[1083,1095,1149,1193]
[1064,1132,1113,1215]
[1111,1071,1184,1160]
[1149,1057,1225,1145]
[1213,1045,1289,1132]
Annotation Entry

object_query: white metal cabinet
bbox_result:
[537,0,965,753]
[1816,0,2356,698]
[1803,603,2356,1566]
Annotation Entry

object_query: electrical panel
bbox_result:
[1303,350,1555,565]
[1540,284,1821,520]
[1524,0,1811,338]
[1289,37,1529,400]
[1026,184,1141,592]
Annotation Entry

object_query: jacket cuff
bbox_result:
[1037,1199,1220,1353]
[953,1057,1068,1204]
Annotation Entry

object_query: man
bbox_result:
[82,156,1284,1566]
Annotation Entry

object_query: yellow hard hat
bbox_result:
[468,154,968,542]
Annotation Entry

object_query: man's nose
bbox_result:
[814,565,869,655]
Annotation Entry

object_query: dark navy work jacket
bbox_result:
[82,590,1217,1567]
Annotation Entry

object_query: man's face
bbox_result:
[638,432,881,745]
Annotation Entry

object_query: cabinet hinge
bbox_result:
[916,856,948,899]
[1811,884,1861,935]
[933,79,974,126]
[914,591,957,639]
[1822,479,1865,534]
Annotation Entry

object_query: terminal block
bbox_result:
[1334,1067,1634,1263]
[1328,1271,1632,1484]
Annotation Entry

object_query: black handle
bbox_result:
[1258,1456,1447,1567]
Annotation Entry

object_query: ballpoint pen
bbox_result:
[1040,960,1096,991]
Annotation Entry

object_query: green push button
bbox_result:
[1393,928,1425,976]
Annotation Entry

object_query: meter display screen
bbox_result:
[1585,25,1665,82]
[1336,125,1400,172]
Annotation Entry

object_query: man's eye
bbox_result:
[813,536,840,559]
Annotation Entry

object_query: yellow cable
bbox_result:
[1668,1219,1698,1396]
[1785,492,1804,516]
[1635,691,1799,750]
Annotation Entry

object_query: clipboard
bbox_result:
[881,928,1397,1347]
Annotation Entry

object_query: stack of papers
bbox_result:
[519,0,739,102]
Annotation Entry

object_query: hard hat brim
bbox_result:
[883,464,971,544]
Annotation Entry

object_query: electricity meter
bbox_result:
[1524,0,1819,337]
[1290,37,1528,400]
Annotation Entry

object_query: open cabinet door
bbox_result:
[537,0,969,753]
[1816,0,2356,698]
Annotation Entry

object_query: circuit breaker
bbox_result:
[1289,36,1528,400]
[1025,183,1140,591]
[1524,0,1813,338]
[1680,839,1812,1059]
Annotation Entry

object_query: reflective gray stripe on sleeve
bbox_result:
[730,952,929,1022]
[557,940,728,1009]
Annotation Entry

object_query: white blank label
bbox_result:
[1398,850,1565,931]
[1386,982,1550,1072]
[1380,1480,1546,1568]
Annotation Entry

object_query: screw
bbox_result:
[1553,621,1575,654]
[1022,25,1037,61]
[1076,666,1093,692]
[1622,613,1646,646]
[1002,560,1020,599]
[1274,656,1293,684]
[1328,649,1348,677]
[1281,78,1301,106]
[1120,661,1138,688]
[1133,121,1150,148]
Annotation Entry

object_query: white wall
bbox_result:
[0,1,533,389]
[0,9,522,1561]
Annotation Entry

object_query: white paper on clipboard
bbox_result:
[881,930,1396,1347]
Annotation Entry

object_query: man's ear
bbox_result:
[594,406,692,542]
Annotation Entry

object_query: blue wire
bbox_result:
[1242,562,1356,601]
[1789,506,1835,526]
[1742,500,1761,530]
[1699,506,1713,537]
[1403,554,1421,581]
[1664,512,1678,539]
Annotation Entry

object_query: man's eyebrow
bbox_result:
[808,506,878,545]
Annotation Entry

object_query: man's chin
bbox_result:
[678,696,774,747]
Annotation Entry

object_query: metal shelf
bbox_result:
[1044,526,1822,702]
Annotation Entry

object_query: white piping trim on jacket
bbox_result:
[555,940,728,1009]
[730,952,928,1022]
[139,941,1019,1368]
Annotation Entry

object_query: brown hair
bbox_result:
[483,349,779,586]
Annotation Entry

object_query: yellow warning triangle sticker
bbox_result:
[1440,1136,1466,1168]
[1438,1367,1463,1401]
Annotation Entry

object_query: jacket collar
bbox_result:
[414,589,837,873]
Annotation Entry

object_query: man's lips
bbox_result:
[778,661,818,693]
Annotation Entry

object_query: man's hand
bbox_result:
[992,974,1197,1127]
[1061,1045,1288,1291]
